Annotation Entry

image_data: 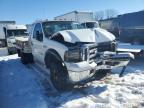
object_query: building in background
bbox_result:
[99,10,144,44]
[118,10,144,44]
[99,18,119,38]
[54,11,94,22]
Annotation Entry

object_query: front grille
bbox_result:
[97,41,117,52]
[88,45,97,63]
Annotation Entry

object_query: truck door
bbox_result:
[31,23,44,64]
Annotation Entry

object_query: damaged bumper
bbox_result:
[66,52,134,83]
[96,52,134,70]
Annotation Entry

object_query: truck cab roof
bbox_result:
[5,25,27,30]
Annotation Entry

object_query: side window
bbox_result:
[33,23,43,42]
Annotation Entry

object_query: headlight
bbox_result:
[64,47,87,63]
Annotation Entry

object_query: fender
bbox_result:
[44,49,64,68]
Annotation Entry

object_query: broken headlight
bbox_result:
[64,47,87,63]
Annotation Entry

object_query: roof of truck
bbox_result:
[5,25,27,30]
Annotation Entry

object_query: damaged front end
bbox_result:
[68,52,134,84]
[51,29,134,83]
[65,43,134,83]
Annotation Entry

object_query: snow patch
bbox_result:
[0,54,144,108]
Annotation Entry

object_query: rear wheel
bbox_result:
[49,60,72,91]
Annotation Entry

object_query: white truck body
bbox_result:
[16,20,134,91]
[0,25,8,56]
[6,24,27,40]
[0,23,27,55]
[0,21,15,38]
[0,21,15,56]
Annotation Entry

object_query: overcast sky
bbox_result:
[0,0,143,24]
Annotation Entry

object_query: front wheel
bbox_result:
[49,61,72,91]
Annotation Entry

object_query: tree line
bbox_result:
[94,9,119,20]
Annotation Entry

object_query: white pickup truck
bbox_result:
[16,20,134,91]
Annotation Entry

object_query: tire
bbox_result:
[21,52,33,64]
[49,60,72,91]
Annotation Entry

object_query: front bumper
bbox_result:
[96,52,134,69]
[66,61,97,83]
[66,52,134,83]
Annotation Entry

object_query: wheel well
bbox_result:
[44,49,63,68]
[51,33,64,43]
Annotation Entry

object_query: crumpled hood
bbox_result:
[54,29,96,43]
[94,28,116,43]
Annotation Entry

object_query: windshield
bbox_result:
[7,30,27,37]
[42,21,84,37]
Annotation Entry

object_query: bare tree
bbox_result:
[94,11,104,20]
[105,9,119,19]
[94,9,119,20]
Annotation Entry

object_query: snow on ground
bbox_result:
[0,54,144,108]
[0,55,48,108]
